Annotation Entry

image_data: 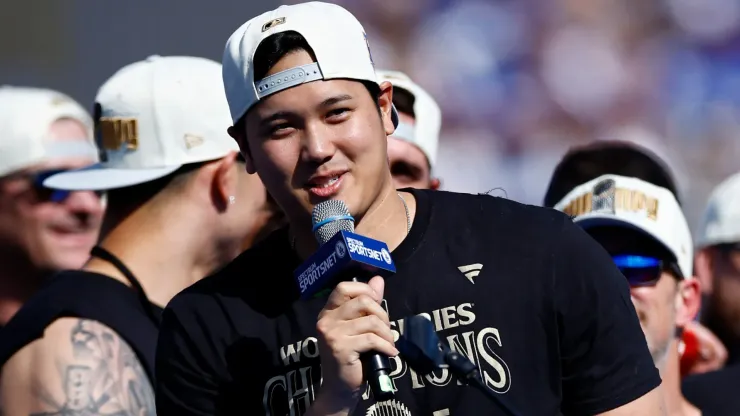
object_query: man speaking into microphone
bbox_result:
[155,2,665,415]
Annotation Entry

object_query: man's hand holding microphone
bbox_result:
[308,277,397,415]
[295,200,399,415]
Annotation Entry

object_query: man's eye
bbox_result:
[270,124,292,134]
[327,108,350,119]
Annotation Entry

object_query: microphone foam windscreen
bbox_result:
[312,200,355,245]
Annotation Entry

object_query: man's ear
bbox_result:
[377,81,395,136]
[212,151,239,211]
[227,125,256,174]
[676,278,702,327]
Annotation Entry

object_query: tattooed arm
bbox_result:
[0,318,155,416]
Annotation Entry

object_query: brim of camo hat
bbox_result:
[42,163,182,191]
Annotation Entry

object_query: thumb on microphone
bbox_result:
[367,276,385,303]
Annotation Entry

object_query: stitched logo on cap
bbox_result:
[50,95,71,106]
[184,134,204,149]
[96,115,139,152]
[262,17,286,32]
[592,178,616,214]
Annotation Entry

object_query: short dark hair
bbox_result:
[543,143,680,208]
[236,31,380,128]
[390,87,415,117]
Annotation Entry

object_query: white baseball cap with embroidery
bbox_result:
[0,86,97,178]
[696,171,740,248]
[554,174,693,278]
[377,69,441,168]
[44,55,239,191]
[222,1,398,126]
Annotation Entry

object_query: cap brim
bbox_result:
[574,213,685,278]
[43,163,181,191]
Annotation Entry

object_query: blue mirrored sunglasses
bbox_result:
[30,169,104,203]
[31,169,72,202]
[613,254,665,287]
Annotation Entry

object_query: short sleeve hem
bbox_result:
[567,371,661,415]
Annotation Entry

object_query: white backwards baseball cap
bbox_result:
[221,1,398,127]
[377,69,441,168]
[696,171,740,248]
[44,55,239,191]
[554,174,693,279]
[0,86,97,178]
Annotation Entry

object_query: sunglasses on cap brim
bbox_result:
[613,254,683,287]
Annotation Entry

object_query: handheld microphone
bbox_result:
[397,315,521,416]
[292,200,396,401]
[293,200,396,299]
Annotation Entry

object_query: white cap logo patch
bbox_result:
[592,178,617,215]
[262,17,286,33]
[98,116,139,152]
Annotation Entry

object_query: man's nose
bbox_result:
[301,124,337,164]
[64,190,105,220]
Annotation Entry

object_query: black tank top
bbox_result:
[0,246,163,382]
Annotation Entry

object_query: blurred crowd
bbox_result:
[2,0,740,414]
[5,0,740,230]
[329,0,740,230]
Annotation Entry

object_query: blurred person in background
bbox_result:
[377,70,441,190]
[682,171,740,415]
[555,174,702,416]
[545,139,728,376]
[0,55,279,415]
[0,86,103,329]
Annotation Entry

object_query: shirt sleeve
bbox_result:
[155,300,222,416]
[553,216,662,415]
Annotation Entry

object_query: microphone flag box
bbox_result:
[294,230,396,299]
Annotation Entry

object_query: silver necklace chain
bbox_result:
[398,192,411,234]
[290,192,411,250]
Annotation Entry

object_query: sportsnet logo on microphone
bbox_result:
[294,231,396,299]
[347,237,393,265]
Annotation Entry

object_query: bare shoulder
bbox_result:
[0,317,155,416]
[596,386,666,416]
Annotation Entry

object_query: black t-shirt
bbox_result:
[155,189,660,415]
[683,365,740,416]
[0,270,163,382]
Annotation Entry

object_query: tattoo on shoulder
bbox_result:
[29,319,156,416]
